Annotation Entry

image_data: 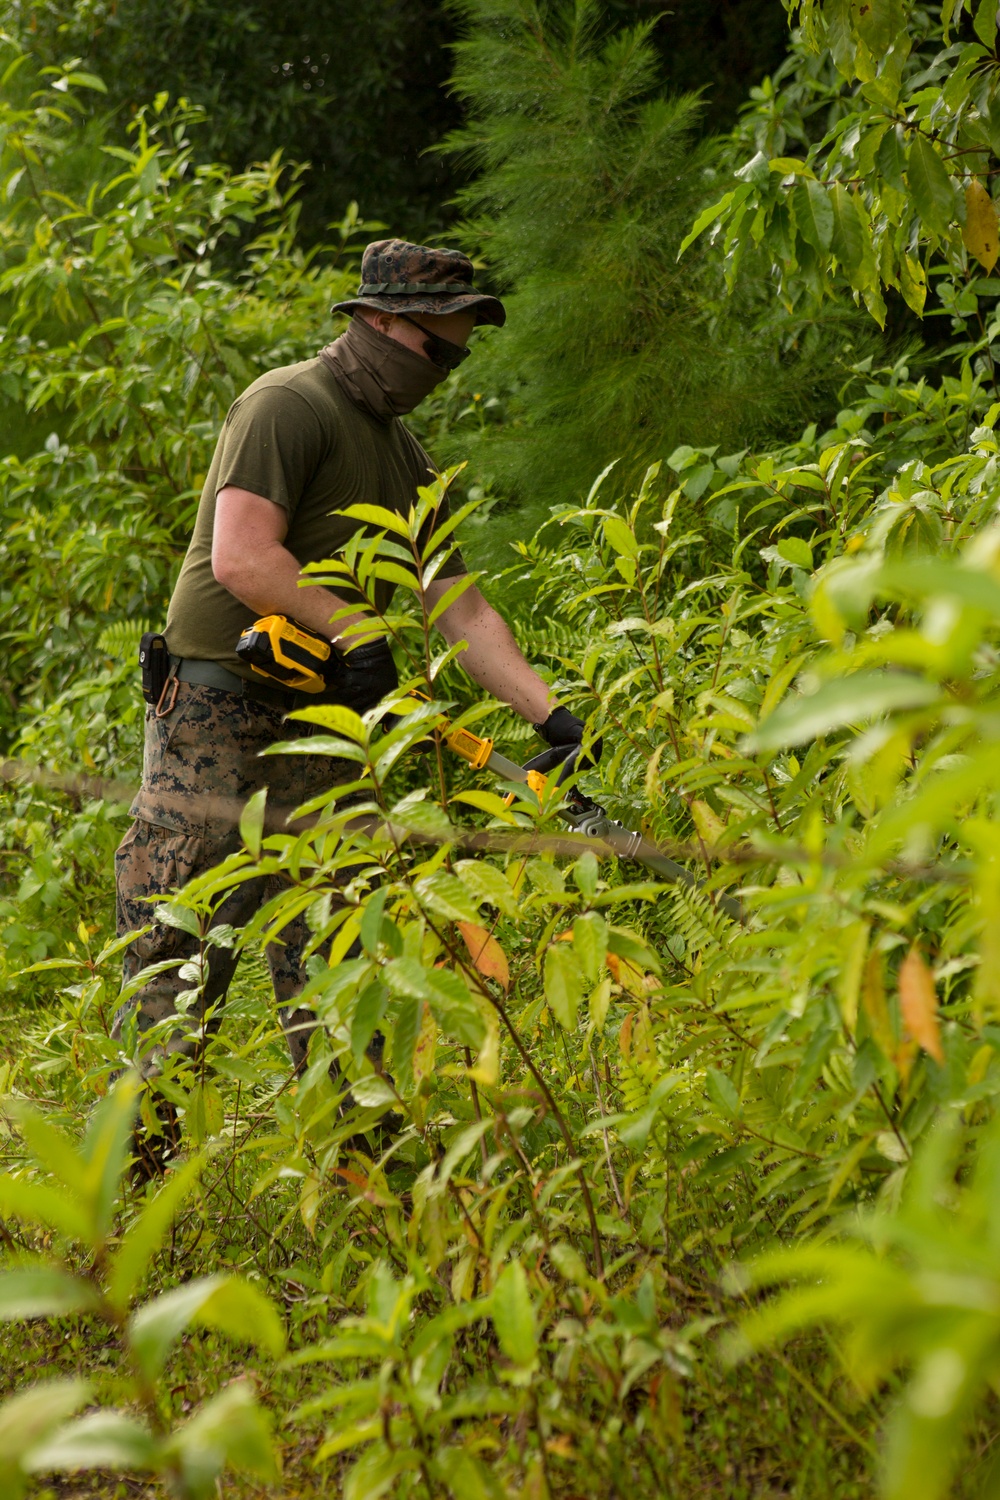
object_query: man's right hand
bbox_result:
[331,638,398,713]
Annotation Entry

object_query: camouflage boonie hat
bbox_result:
[331,238,506,327]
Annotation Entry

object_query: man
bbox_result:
[113,239,597,1142]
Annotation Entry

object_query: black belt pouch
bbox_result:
[139,633,171,706]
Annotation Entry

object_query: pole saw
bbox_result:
[236,613,745,923]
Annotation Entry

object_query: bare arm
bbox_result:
[212,487,375,647]
[426,577,553,723]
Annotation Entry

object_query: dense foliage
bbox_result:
[2,2,1000,1498]
[439,0,874,532]
[5,0,792,240]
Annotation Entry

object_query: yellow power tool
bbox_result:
[236,614,334,693]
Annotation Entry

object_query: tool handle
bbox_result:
[443,724,495,769]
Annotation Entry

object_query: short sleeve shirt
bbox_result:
[165,355,466,680]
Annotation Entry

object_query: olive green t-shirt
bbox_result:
[166,355,465,680]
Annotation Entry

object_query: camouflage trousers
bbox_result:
[112,681,357,1075]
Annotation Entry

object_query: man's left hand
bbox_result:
[534,706,603,768]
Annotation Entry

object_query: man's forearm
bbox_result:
[218,541,374,648]
[439,597,553,722]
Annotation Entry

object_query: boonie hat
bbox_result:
[332,238,506,327]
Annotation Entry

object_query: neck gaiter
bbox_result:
[320,314,448,423]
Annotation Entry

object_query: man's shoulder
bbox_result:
[230,357,345,422]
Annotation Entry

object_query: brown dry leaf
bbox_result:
[457,920,510,991]
[899,945,944,1064]
[964,178,1000,273]
[619,1013,634,1058]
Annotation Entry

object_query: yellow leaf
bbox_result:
[468,1013,500,1086]
[964,178,1000,273]
[967,1043,993,1089]
[898,945,944,1064]
[412,1002,437,1087]
[299,1171,321,1238]
[457,920,510,992]
[837,920,869,1031]
[690,798,727,846]
[606,951,646,997]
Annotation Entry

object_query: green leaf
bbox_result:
[153,900,203,937]
[128,1275,285,1381]
[792,179,833,252]
[544,941,583,1030]
[359,885,389,956]
[435,1446,506,1500]
[548,1242,591,1286]
[351,981,389,1064]
[165,1381,279,1497]
[907,135,957,237]
[706,1067,741,1119]
[61,71,108,93]
[974,0,998,45]
[383,959,485,1047]
[606,928,662,973]
[335,502,411,537]
[572,911,608,985]
[427,572,476,625]
[24,1413,158,1474]
[14,1108,86,1198]
[390,995,422,1096]
[735,150,770,185]
[0,1177,91,1243]
[0,1265,99,1320]
[238,787,267,858]
[877,126,907,191]
[880,558,1000,616]
[414,871,480,924]
[491,1261,537,1367]
[342,1445,420,1500]
[186,1081,224,1146]
[107,1155,205,1310]
[777,538,814,571]
[851,0,904,55]
[80,1073,140,1242]
[602,515,639,559]
[830,184,865,271]
[0,1379,92,1473]
[454,859,520,917]
[286,702,366,741]
[745,672,940,752]
[677,190,735,257]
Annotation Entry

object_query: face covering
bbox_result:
[320,314,448,423]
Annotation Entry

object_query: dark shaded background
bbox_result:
[17,0,789,239]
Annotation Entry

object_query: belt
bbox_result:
[172,657,302,711]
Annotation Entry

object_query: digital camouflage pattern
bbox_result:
[331,237,506,326]
[113,682,357,1074]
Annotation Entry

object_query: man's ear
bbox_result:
[364,308,395,336]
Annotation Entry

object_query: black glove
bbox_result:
[533,706,603,768]
[329,638,398,714]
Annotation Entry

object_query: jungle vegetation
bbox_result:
[2,1,1000,1497]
